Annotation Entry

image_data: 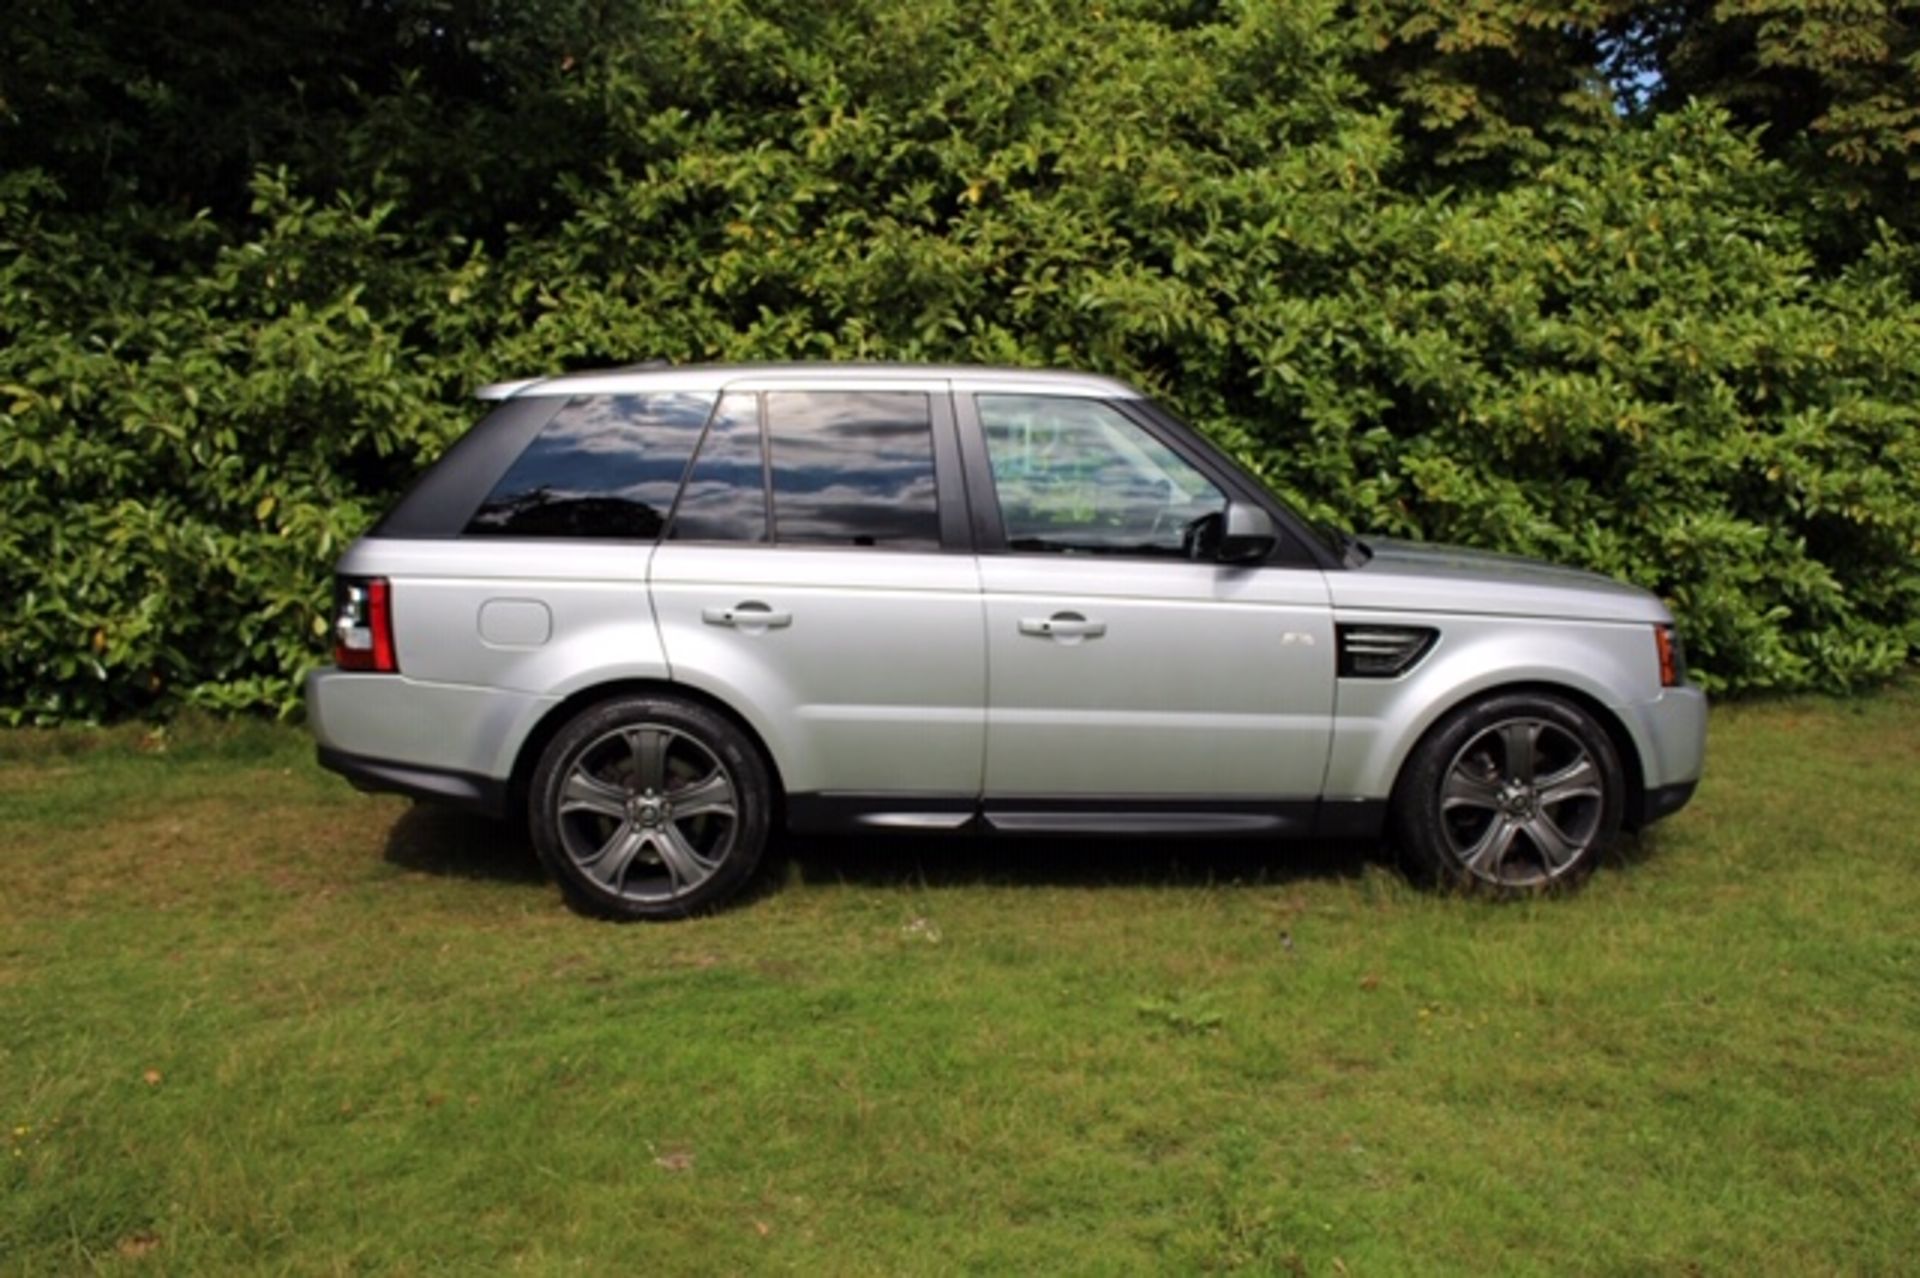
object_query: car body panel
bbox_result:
[306,669,549,781]
[1331,538,1670,624]
[1322,611,1683,802]
[481,363,1143,404]
[1615,684,1709,794]
[338,538,665,696]
[650,545,986,796]
[980,556,1335,796]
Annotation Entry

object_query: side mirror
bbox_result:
[1217,501,1278,564]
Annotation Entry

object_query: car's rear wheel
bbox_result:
[528,695,771,919]
[1391,691,1624,894]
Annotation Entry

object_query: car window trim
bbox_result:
[757,390,777,542]
[951,389,1005,553]
[930,386,973,552]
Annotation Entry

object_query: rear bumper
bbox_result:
[306,667,547,801]
[316,746,509,817]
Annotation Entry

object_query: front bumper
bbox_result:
[1618,683,1708,830]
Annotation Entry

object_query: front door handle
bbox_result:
[1019,611,1106,641]
[703,602,792,630]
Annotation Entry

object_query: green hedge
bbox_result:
[2,1,1916,722]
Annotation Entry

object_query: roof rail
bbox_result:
[619,358,673,371]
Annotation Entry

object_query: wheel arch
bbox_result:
[505,679,789,824]
[1386,679,1646,824]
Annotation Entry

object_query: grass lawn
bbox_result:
[2,686,1917,1274]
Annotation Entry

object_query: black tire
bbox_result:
[528,695,772,920]
[1389,691,1625,896]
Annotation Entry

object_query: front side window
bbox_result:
[766,391,941,549]
[465,393,714,538]
[977,395,1227,556]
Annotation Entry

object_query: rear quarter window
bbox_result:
[465,393,716,539]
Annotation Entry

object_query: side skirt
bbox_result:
[784,793,1388,840]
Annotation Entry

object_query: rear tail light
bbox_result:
[333,576,398,673]
[1654,624,1684,688]
[1337,625,1438,678]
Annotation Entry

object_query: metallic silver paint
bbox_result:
[475,362,1143,405]
[478,599,553,647]
[651,545,986,795]
[1333,537,1669,623]
[980,556,1333,796]
[308,365,1708,826]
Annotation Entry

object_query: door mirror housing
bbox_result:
[1217,501,1278,564]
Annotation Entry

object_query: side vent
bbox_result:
[1337,624,1437,678]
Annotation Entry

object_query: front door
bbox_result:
[966,393,1334,816]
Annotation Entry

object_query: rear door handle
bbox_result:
[702,602,792,630]
[1019,612,1106,640]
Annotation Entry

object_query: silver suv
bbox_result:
[308,363,1705,917]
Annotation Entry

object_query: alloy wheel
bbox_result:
[554,724,740,903]
[1438,717,1607,888]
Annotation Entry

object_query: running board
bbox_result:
[785,794,1387,839]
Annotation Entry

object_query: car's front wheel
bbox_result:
[528,695,771,919]
[1391,691,1625,894]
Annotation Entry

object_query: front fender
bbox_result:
[1323,615,1662,801]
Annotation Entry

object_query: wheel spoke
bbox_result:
[1463,816,1521,879]
[625,727,670,792]
[1499,721,1541,784]
[1442,767,1503,812]
[583,823,643,891]
[670,770,736,821]
[1537,754,1601,808]
[650,824,716,896]
[1523,810,1582,872]
[560,769,629,819]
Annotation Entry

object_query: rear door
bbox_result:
[961,391,1334,824]
[648,379,985,816]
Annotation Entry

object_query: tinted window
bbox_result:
[766,391,940,549]
[978,394,1226,556]
[670,392,768,542]
[465,394,714,539]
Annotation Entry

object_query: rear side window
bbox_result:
[766,391,940,549]
[670,392,768,543]
[465,393,715,539]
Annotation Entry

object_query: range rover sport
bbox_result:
[307,363,1706,918]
